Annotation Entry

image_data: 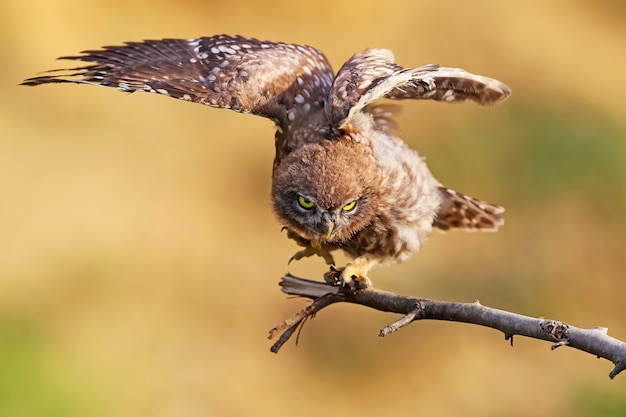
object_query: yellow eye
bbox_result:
[297,195,315,209]
[343,200,357,211]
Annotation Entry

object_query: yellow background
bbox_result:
[2,0,626,416]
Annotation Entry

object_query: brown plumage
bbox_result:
[22,35,511,288]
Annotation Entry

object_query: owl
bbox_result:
[22,35,511,289]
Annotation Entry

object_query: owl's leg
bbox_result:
[326,256,378,290]
[290,246,335,265]
[284,228,335,265]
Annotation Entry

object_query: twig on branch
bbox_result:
[268,274,626,379]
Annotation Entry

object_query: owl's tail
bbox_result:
[279,274,339,299]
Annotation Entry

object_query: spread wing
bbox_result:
[327,48,511,128]
[21,35,335,130]
[433,186,504,231]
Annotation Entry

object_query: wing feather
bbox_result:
[22,36,335,128]
[327,48,511,128]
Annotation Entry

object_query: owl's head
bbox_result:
[272,139,380,244]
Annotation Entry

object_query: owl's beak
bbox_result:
[321,212,336,240]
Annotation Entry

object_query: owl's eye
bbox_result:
[297,195,315,210]
[342,200,357,212]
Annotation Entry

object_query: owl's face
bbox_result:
[272,139,380,244]
[278,191,364,242]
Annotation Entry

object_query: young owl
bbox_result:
[22,35,510,289]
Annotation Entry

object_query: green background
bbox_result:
[2,0,625,416]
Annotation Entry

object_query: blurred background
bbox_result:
[2,0,625,416]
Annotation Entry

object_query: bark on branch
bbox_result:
[268,274,626,379]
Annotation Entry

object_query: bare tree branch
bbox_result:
[268,274,626,379]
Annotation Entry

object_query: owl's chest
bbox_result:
[337,210,431,264]
[337,156,441,263]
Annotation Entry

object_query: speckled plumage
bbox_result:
[22,35,511,288]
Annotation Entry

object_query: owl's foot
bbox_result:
[290,247,335,265]
[284,228,335,265]
[324,265,372,290]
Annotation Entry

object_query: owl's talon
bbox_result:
[288,247,335,265]
[289,247,316,264]
[326,265,372,290]
[342,273,372,290]
[285,228,335,265]
[324,265,341,285]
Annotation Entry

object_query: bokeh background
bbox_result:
[2,0,625,416]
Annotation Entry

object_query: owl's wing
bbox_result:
[327,48,511,128]
[21,36,335,130]
[433,186,504,231]
[326,49,400,125]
